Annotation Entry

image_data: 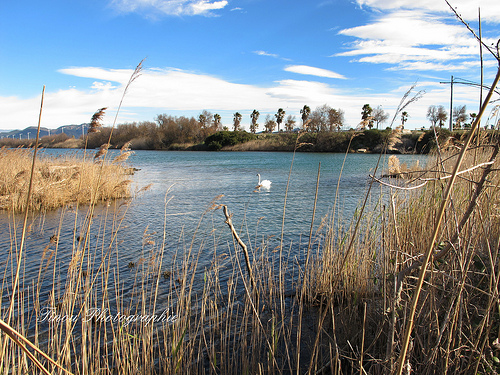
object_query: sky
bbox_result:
[0,0,499,132]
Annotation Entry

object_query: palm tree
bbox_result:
[285,115,296,132]
[250,110,260,134]
[300,105,311,129]
[437,106,448,128]
[361,104,373,129]
[275,108,286,132]
[401,111,408,128]
[213,114,221,130]
[233,112,242,131]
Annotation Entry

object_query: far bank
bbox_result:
[0,127,472,154]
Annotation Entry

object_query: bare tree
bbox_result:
[453,105,468,129]
[264,114,276,133]
[426,105,439,127]
[372,106,389,129]
[284,115,296,132]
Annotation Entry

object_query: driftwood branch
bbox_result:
[222,205,257,291]
[369,175,428,190]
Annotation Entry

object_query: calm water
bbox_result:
[0,150,426,314]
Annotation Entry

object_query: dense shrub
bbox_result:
[350,129,391,150]
[204,131,257,150]
[315,131,354,152]
[415,128,452,154]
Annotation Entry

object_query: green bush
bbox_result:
[204,131,257,151]
[315,131,354,152]
[351,129,390,150]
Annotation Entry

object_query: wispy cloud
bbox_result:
[1,65,488,131]
[253,50,280,58]
[110,0,228,16]
[355,0,500,22]
[0,66,402,129]
[337,6,499,72]
[284,65,347,79]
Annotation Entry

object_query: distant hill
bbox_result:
[0,124,89,140]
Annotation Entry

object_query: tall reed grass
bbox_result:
[3,134,499,374]
[0,147,132,212]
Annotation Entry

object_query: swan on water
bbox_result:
[256,174,272,189]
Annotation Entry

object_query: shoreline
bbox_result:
[0,127,470,154]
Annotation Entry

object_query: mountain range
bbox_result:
[0,124,88,140]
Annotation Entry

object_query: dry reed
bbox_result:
[0,147,132,212]
[2,136,500,375]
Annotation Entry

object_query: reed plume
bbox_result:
[88,107,107,133]
[94,143,110,160]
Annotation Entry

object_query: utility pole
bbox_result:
[449,75,454,131]
[441,76,500,131]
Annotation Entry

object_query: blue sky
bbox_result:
[1,0,499,131]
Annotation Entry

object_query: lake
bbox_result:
[0,150,426,316]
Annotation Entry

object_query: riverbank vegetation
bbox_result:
[2,129,500,374]
[0,147,133,211]
[0,123,471,154]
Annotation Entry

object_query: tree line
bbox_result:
[81,105,348,149]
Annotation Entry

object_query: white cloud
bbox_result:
[284,65,347,79]
[339,11,471,47]
[91,81,117,91]
[110,0,228,16]
[253,50,280,58]
[1,65,495,132]
[337,7,499,72]
[355,0,500,22]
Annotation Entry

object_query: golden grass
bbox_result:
[0,147,132,211]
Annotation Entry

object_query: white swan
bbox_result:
[256,173,272,189]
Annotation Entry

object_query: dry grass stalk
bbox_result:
[395,50,500,375]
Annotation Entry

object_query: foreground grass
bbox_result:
[1,132,499,374]
[0,147,132,212]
